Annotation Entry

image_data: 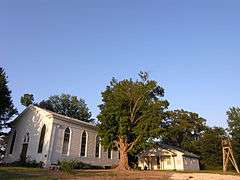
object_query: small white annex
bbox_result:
[138,144,200,171]
[4,105,119,167]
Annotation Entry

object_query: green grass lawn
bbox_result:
[0,167,117,180]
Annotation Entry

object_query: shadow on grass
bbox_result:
[0,167,57,180]
[72,169,173,180]
[73,169,117,177]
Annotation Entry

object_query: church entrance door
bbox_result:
[20,143,28,162]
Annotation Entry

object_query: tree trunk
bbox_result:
[116,138,131,171]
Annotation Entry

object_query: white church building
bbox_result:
[4,105,119,167]
[4,105,200,171]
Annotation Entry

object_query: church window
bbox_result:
[62,127,70,155]
[80,131,87,157]
[95,136,100,158]
[38,124,46,153]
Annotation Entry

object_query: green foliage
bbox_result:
[59,160,103,173]
[59,160,75,173]
[161,110,227,170]
[3,160,44,168]
[194,127,226,170]
[227,106,240,165]
[0,133,8,161]
[38,94,93,123]
[97,72,169,157]
[162,109,207,152]
[20,93,34,107]
[0,67,17,132]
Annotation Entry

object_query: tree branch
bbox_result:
[130,89,153,123]
[127,134,142,152]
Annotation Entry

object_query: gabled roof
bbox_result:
[10,105,38,125]
[158,144,200,158]
[12,105,96,129]
[37,106,96,128]
[139,143,199,159]
[138,146,177,157]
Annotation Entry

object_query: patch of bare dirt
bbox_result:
[170,173,240,180]
[61,170,240,180]
[66,170,172,179]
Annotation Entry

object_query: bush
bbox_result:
[59,160,75,173]
[58,160,103,173]
[24,160,44,168]
[1,160,44,168]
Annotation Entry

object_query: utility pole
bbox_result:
[222,138,239,173]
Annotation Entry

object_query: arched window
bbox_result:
[38,125,46,153]
[23,132,30,143]
[62,127,70,155]
[80,131,87,157]
[95,136,100,158]
[107,148,112,159]
[9,130,16,154]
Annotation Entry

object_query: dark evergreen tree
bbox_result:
[0,67,17,133]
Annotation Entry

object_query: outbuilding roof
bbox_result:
[157,144,199,158]
[139,143,199,159]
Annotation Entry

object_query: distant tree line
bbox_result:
[96,72,239,170]
[1,66,240,171]
[161,110,226,170]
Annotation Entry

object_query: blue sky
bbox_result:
[1,0,240,127]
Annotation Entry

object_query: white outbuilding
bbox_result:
[138,144,200,171]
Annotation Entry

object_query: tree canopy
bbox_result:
[97,72,169,170]
[162,109,206,151]
[161,110,228,170]
[0,67,17,133]
[227,106,240,165]
[194,127,226,169]
[38,94,93,123]
[20,93,34,107]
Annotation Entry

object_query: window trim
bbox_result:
[23,132,30,143]
[62,127,71,155]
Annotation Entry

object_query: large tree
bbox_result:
[0,67,17,133]
[227,106,240,165]
[162,109,206,151]
[38,94,93,123]
[97,72,169,170]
